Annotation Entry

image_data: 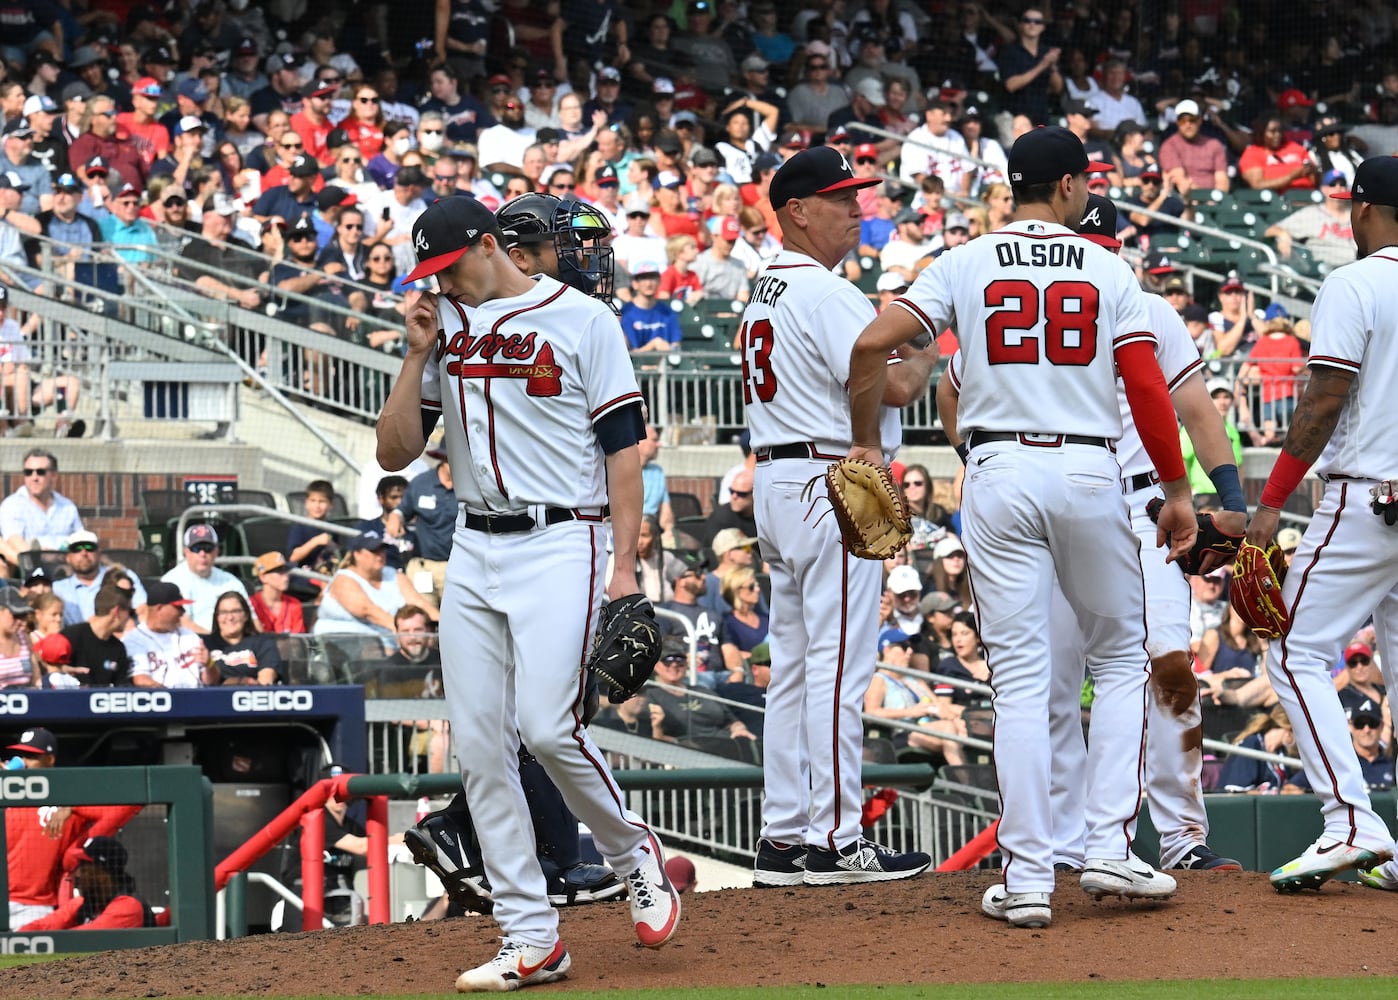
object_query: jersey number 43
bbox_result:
[739,318,776,404]
[984,279,1100,366]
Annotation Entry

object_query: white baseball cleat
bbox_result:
[455,938,570,993]
[1357,860,1398,891]
[627,830,681,948]
[1270,839,1394,893]
[981,885,1052,928]
[1080,855,1177,900]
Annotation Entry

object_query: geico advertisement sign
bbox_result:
[233,690,314,712]
[0,693,28,714]
[90,691,173,714]
[0,775,50,800]
[0,936,54,954]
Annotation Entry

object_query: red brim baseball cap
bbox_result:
[404,195,501,282]
[1331,155,1398,205]
[769,146,880,208]
[1008,126,1115,185]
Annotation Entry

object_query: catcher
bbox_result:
[742,146,937,888]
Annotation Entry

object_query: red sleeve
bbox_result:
[1115,339,1187,482]
[83,895,148,929]
[18,895,82,931]
[289,600,306,633]
[1238,146,1264,174]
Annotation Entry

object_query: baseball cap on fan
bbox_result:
[8,727,57,756]
[1330,155,1398,207]
[404,196,501,282]
[1076,193,1121,249]
[769,146,879,210]
[1007,126,1114,186]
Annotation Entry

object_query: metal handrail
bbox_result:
[174,504,366,553]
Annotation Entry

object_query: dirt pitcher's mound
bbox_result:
[4,872,1395,998]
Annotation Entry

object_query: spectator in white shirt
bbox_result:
[160,524,248,634]
[899,99,971,195]
[123,580,216,688]
[53,529,149,626]
[880,209,938,282]
[1090,59,1147,136]
[0,448,83,571]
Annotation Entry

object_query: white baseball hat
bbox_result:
[1175,99,1201,118]
[876,272,908,292]
[887,564,921,594]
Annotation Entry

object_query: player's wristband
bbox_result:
[1206,463,1246,513]
[955,442,969,466]
[1260,451,1310,510]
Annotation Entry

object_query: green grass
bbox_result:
[0,953,90,969]
[158,980,1398,1000]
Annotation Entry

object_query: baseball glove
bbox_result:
[588,594,662,704]
[1146,498,1245,576]
[1231,540,1290,639]
[825,460,912,560]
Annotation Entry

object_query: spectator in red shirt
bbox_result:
[116,77,171,169]
[1238,306,1305,446]
[1158,99,1229,195]
[1239,114,1317,192]
[658,234,703,303]
[340,85,386,161]
[20,836,155,931]
[290,83,338,166]
[249,551,306,634]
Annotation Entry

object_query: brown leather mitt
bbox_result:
[825,460,912,560]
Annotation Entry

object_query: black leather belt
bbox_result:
[755,442,844,462]
[1123,471,1159,492]
[463,507,597,534]
[967,431,1109,451]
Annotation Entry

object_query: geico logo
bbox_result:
[0,775,50,800]
[90,691,174,714]
[0,936,55,954]
[0,693,29,714]
[232,690,314,712]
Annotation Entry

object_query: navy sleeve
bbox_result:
[594,401,645,455]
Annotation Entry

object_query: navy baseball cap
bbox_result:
[345,529,392,553]
[1331,156,1398,207]
[1076,193,1121,250]
[145,580,192,607]
[405,196,501,282]
[769,146,879,210]
[8,727,57,756]
[75,836,129,872]
[1008,126,1114,186]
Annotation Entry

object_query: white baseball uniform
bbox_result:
[1045,294,1210,869]
[744,250,901,853]
[1262,249,1398,858]
[420,274,655,948]
[900,221,1158,894]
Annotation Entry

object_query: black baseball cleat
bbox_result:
[403,809,494,914]
[547,863,627,906]
[1170,845,1243,872]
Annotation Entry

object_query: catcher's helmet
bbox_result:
[496,193,616,309]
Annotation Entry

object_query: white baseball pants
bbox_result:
[961,440,1152,894]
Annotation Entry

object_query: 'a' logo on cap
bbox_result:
[840,156,851,173]
[415,230,429,253]
[1081,206,1102,227]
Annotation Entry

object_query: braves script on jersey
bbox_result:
[419,274,642,511]
[894,220,1151,436]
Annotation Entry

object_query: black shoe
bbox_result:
[753,838,808,888]
[403,810,494,914]
[547,863,626,906]
[1054,862,1083,873]
[1171,845,1243,872]
[803,839,931,885]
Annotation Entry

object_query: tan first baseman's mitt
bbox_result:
[1230,540,1290,639]
[825,460,912,560]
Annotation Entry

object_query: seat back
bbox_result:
[286,491,350,518]
[100,549,162,579]
[18,550,70,580]
[669,491,704,521]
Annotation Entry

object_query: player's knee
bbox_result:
[1150,650,1198,718]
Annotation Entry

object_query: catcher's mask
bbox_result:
[496,193,616,311]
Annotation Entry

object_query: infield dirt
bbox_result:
[2,871,1395,997]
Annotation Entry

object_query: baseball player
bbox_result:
[746,146,937,888]
[1242,154,1398,892]
[938,196,1245,874]
[849,128,1196,929]
[403,193,628,916]
[377,196,679,993]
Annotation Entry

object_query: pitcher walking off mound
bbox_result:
[376,196,679,993]
[745,146,937,887]
[849,128,1196,929]
[1243,155,1398,893]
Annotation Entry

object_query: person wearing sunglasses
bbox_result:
[159,523,247,634]
[317,202,369,285]
[995,7,1062,126]
[252,153,320,225]
[1263,168,1357,268]
[50,529,147,626]
[1283,700,1393,794]
[342,89,386,161]
[0,449,84,565]
[174,194,263,309]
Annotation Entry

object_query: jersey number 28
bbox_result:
[739,318,776,404]
[984,279,1099,366]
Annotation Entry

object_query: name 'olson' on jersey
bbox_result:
[994,240,1087,269]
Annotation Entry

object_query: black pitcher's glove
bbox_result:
[588,594,662,704]
[1147,497,1245,576]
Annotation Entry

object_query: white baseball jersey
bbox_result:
[1308,247,1398,479]
[742,250,901,455]
[1114,294,1204,477]
[122,625,207,688]
[895,221,1151,438]
[420,275,643,511]
[898,125,971,191]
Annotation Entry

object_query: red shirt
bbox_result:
[115,114,170,164]
[659,267,702,299]
[251,592,305,634]
[1248,332,1304,403]
[339,119,385,161]
[289,112,335,165]
[20,893,148,931]
[261,164,325,193]
[1238,141,1315,191]
[4,804,141,906]
[657,210,700,238]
